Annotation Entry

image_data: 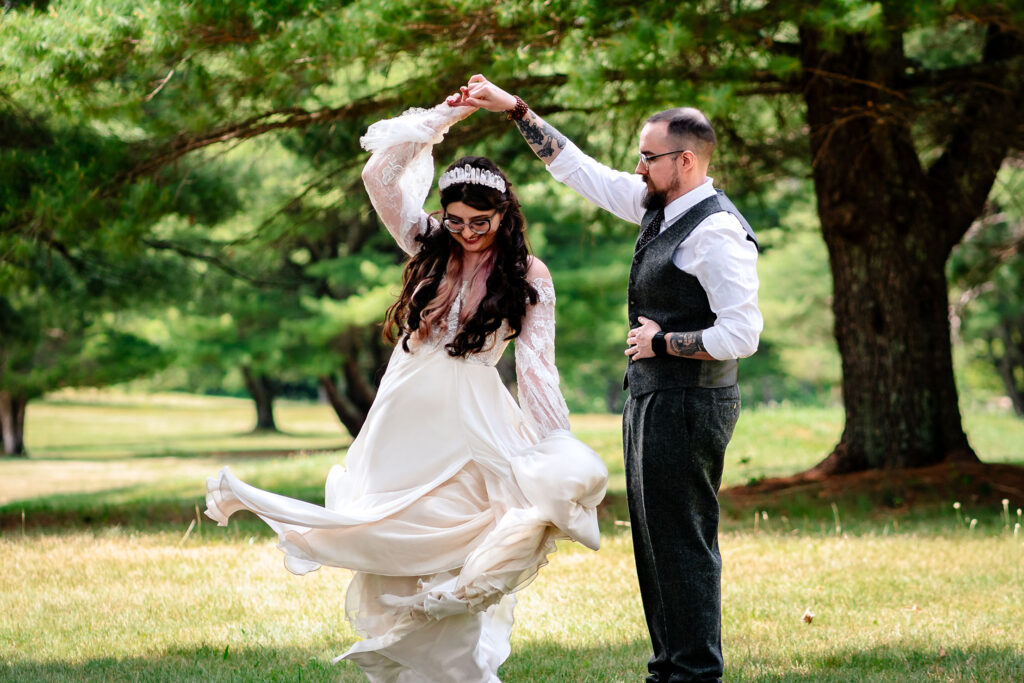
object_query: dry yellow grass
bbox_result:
[3,529,1022,682]
[3,397,1023,681]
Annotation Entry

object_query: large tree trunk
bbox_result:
[799,29,985,473]
[241,366,278,432]
[0,391,28,457]
[818,225,976,471]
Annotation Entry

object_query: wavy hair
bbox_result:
[384,156,538,357]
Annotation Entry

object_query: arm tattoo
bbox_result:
[668,331,707,357]
[515,112,567,161]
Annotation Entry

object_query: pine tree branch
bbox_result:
[898,59,1022,92]
[928,24,1024,253]
[116,73,572,187]
[141,238,303,288]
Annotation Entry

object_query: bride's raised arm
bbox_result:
[360,100,476,255]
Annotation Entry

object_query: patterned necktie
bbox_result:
[635,208,665,253]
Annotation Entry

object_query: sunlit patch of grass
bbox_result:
[0,530,362,682]
[3,396,1024,680]
[2,529,1021,682]
[720,532,1024,681]
[963,410,1024,465]
[25,392,349,460]
[726,405,845,484]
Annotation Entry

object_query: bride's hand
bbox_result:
[458,74,518,113]
[443,90,479,122]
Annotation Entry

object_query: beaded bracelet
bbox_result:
[505,95,529,121]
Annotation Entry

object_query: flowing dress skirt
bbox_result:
[205,344,607,682]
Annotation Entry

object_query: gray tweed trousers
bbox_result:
[623,384,741,683]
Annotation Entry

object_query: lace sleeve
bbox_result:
[360,103,473,255]
[515,278,571,437]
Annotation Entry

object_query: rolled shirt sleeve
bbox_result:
[679,213,763,360]
[545,141,762,361]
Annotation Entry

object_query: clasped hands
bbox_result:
[445,75,517,113]
[626,316,662,362]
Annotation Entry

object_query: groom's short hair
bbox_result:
[646,108,716,160]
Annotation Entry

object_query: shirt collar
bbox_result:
[663,177,715,226]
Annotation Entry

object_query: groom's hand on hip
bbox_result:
[626,316,662,362]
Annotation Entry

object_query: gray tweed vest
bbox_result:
[625,192,756,396]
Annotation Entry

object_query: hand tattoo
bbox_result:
[516,113,567,159]
[669,331,706,357]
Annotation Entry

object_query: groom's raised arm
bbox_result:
[461,75,568,165]
[513,110,571,164]
[460,75,645,225]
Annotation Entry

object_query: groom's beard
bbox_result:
[641,170,681,210]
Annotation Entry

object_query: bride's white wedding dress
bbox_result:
[204,103,608,682]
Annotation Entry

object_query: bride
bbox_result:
[205,94,608,682]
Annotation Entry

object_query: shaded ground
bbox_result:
[6,458,1024,534]
[725,460,1024,508]
[711,460,1024,535]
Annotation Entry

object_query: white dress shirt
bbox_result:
[546,140,763,361]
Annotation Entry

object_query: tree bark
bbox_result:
[241,366,278,432]
[798,28,997,473]
[0,391,28,457]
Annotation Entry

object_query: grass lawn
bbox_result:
[2,393,1023,681]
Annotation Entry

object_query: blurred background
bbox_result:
[1,0,1022,464]
[3,4,1024,680]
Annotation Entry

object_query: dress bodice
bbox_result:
[360,105,570,437]
[408,279,513,367]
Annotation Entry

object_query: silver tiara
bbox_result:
[437,164,507,193]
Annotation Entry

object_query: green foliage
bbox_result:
[0,102,226,403]
[948,161,1024,413]
[0,313,168,398]
[4,0,1023,446]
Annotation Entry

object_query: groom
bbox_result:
[458,76,762,682]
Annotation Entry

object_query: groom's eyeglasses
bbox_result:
[638,150,688,171]
[442,211,498,235]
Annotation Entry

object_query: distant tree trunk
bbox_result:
[606,379,624,414]
[496,352,516,393]
[0,391,28,457]
[797,26,1023,472]
[343,354,377,414]
[241,366,278,432]
[319,373,366,437]
[320,327,388,438]
[989,323,1024,417]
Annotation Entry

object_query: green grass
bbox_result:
[2,393,1023,681]
[24,390,349,460]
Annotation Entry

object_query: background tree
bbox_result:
[486,0,1024,472]
[0,98,225,455]
[949,161,1024,417]
[4,0,1023,474]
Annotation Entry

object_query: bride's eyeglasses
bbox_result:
[442,211,498,235]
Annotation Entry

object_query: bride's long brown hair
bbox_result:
[384,156,538,358]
